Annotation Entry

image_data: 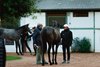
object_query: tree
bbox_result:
[0,0,37,28]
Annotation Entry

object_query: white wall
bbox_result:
[67,12,95,52]
[95,12,100,52]
[95,12,100,28]
[5,45,16,52]
[67,12,94,28]
[71,30,94,52]
[20,12,46,28]
[95,30,100,52]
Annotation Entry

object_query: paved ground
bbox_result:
[6,53,100,67]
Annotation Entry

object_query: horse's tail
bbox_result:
[40,36,47,54]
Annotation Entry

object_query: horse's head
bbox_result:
[23,24,32,34]
[16,24,32,34]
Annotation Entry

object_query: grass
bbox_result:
[6,56,21,61]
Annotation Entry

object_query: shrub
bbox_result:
[79,37,91,53]
[71,37,91,53]
[71,37,81,52]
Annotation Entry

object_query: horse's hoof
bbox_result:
[20,53,24,55]
[30,53,33,55]
[52,62,54,64]
[55,62,57,65]
[42,63,44,66]
[50,63,52,65]
[16,52,19,55]
[21,53,24,55]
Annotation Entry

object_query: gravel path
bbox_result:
[6,53,100,67]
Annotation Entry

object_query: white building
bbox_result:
[6,0,100,52]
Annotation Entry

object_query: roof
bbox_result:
[36,0,100,11]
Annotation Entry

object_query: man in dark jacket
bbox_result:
[61,24,73,64]
[32,24,48,64]
[31,27,36,56]
[32,24,43,64]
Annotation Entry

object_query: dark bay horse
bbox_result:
[41,26,61,66]
[0,24,32,55]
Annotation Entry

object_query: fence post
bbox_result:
[0,38,6,67]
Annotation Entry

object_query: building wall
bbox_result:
[67,12,95,52]
[5,12,100,52]
[67,12,94,28]
[5,43,16,52]
[20,13,46,28]
[95,12,100,52]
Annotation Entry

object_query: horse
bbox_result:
[0,24,32,55]
[41,26,61,66]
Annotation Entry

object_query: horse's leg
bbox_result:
[20,38,24,53]
[19,41,23,55]
[42,49,44,66]
[15,41,19,55]
[48,44,52,65]
[55,44,59,64]
[52,45,54,64]
[17,40,23,55]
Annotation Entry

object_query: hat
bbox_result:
[63,24,69,27]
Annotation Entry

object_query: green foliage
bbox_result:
[79,37,91,53]
[6,56,21,61]
[0,0,37,28]
[1,16,20,28]
[71,37,81,52]
[71,37,91,53]
[1,0,37,17]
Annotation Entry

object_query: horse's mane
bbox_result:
[15,24,29,30]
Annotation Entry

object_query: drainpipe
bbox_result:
[0,18,1,27]
[93,11,95,52]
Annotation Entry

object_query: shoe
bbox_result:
[44,61,48,64]
[67,60,70,64]
[36,62,42,64]
[62,61,66,64]
[30,53,33,55]
[33,54,36,56]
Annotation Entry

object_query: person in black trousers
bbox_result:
[21,31,33,55]
[61,24,73,64]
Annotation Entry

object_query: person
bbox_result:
[20,30,33,55]
[52,20,60,32]
[52,20,60,28]
[31,27,36,56]
[61,24,73,64]
[32,24,48,64]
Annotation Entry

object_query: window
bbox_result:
[47,12,66,28]
[73,11,88,17]
[47,16,65,28]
